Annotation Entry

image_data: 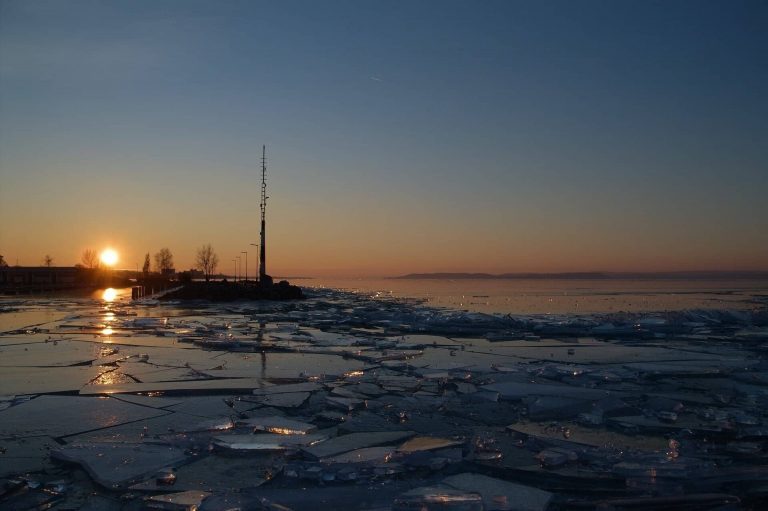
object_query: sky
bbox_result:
[1,0,766,277]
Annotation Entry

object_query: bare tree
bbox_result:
[0,255,7,267]
[142,253,151,276]
[43,255,53,267]
[195,244,219,282]
[154,248,174,273]
[81,249,99,269]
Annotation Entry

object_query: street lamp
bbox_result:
[231,259,237,282]
[236,256,241,282]
[249,243,259,282]
[241,251,248,282]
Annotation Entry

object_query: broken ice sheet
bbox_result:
[441,473,553,511]
[213,433,328,452]
[0,365,102,395]
[115,362,210,383]
[0,308,70,332]
[252,382,321,394]
[145,490,211,511]
[303,431,415,459]
[243,392,311,408]
[51,442,190,489]
[508,422,667,451]
[392,486,483,511]
[397,436,464,453]
[237,415,317,435]
[0,395,169,438]
[130,454,282,492]
[326,395,365,412]
[0,338,98,367]
[320,446,394,464]
[78,378,265,395]
[0,436,59,477]
[482,381,611,400]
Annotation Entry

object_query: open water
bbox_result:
[293,277,768,315]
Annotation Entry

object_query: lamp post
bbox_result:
[249,243,259,282]
[241,251,248,282]
[232,259,237,282]
[236,256,241,282]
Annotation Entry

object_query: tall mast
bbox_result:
[259,145,267,281]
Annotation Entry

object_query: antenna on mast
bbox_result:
[259,145,269,284]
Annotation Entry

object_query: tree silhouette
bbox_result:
[154,248,174,273]
[142,253,151,276]
[81,249,98,269]
[0,255,7,267]
[195,244,219,282]
[43,255,53,267]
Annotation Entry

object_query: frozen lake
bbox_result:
[1,285,767,509]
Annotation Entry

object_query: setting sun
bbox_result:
[100,249,118,267]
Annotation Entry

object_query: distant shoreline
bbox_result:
[393,271,768,280]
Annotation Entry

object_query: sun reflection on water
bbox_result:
[102,288,118,302]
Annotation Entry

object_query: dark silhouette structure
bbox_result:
[149,144,302,302]
[259,145,272,286]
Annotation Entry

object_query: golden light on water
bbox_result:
[100,249,118,266]
[102,288,118,302]
[101,327,114,336]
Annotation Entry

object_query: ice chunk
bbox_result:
[482,381,610,400]
[237,416,317,435]
[145,490,211,511]
[441,473,553,511]
[303,431,415,459]
[51,442,190,489]
[252,382,321,394]
[397,436,464,453]
[243,392,311,408]
[321,446,394,464]
[392,486,483,511]
[526,396,594,421]
[0,395,167,438]
[213,433,328,452]
[326,396,365,412]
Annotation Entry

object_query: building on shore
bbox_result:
[0,266,80,293]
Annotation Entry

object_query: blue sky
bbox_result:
[1,0,766,275]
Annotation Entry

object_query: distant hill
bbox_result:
[394,271,768,280]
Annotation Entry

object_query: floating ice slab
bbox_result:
[397,437,464,453]
[145,490,211,511]
[110,394,184,409]
[243,392,311,408]
[1,365,102,395]
[252,382,321,394]
[51,442,190,489]
[237,415,317,435]
[325,396,365,412]
[0,395,168,438]
[392,486,483,511]
[130,454,280,491]
[303,431,415,459]
[79,378,265,395]
[213,433,328,452]
[0,436,58,477]
[320,446,394,464]
[441,473,553,511]
[482,381,611,400]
